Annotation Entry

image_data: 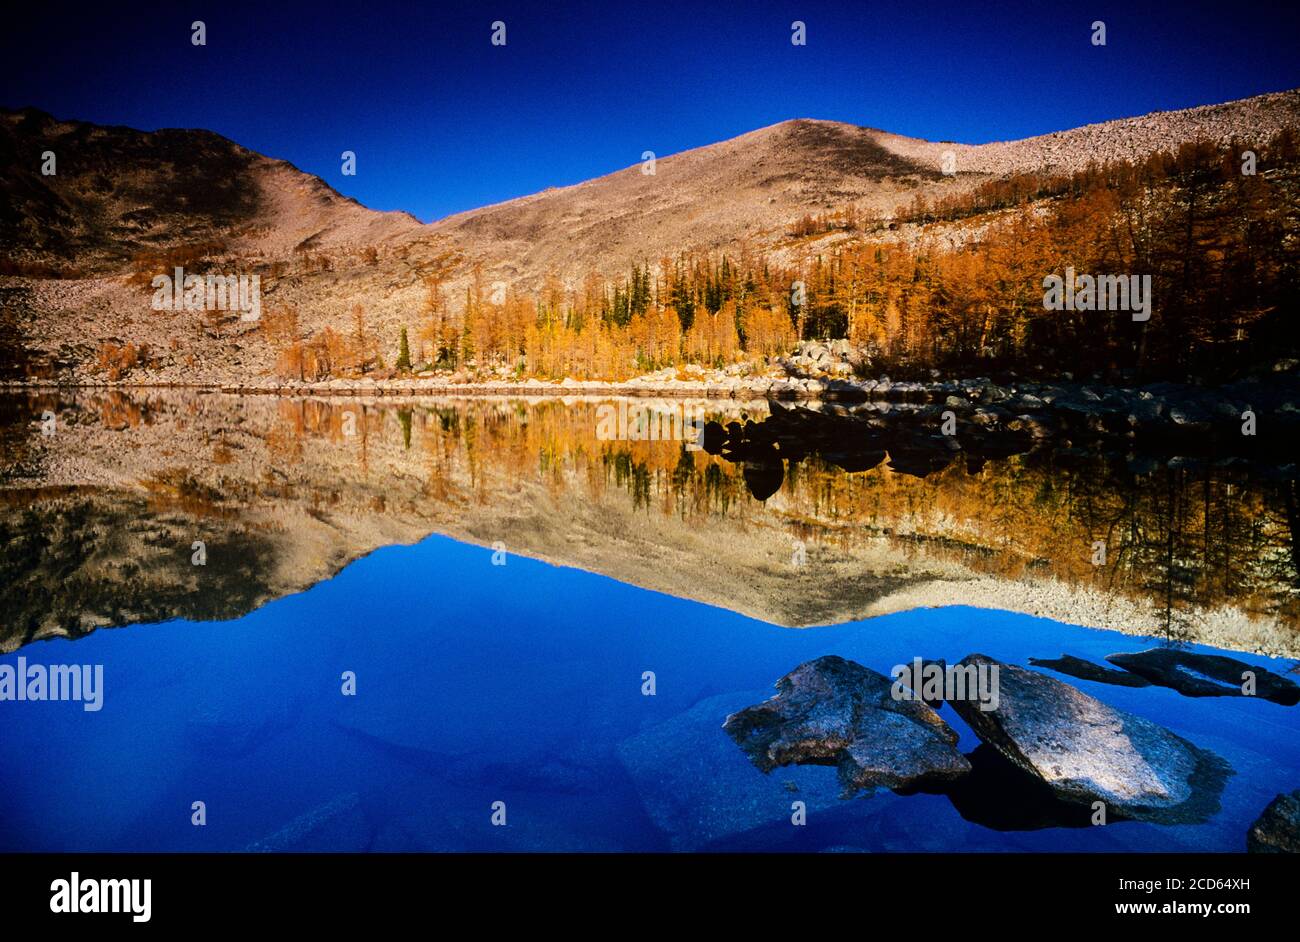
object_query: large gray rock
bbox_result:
[1246,790,1300,853]
[949,654,1231,824]
[1106,648,1300,705]
[722,655,970,795]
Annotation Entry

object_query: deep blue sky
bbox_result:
[4,0,1298,222]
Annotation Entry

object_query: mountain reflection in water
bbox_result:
[0,390,1296,655]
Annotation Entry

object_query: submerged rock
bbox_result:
[948,654,1231,823]
[186,699,297,758]
[617,691,846,851]
[246,792,369,852]
[335,711,608,795]
[1106,648,1300,705]
[1028,654,1152,688]
[1246,790,1300,853]
[722,655,970,795]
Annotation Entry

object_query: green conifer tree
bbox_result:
[396,326,412,371]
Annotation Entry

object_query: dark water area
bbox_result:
[1,534,1298,852]
[0,391,1298,852]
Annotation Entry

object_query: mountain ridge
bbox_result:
[2,87,1299,384]
[9,86,1300,255]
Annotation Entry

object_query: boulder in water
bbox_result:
[1106,648,1300,705]
[722,655,970,795]
[1247,790,1300,853]
[948,654,1231,824]
[1028,654,1152,688]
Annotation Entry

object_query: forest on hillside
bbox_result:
[265,132,1299,384]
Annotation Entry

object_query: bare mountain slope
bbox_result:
[875,88,1300,176]
[428,119,944,285]
[10,87,1300,280]
[378,86,1300,330]
[2,88,1299,382]
[431,88,1300,288]
[0,107,421,273]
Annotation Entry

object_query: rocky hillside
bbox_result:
[2,88,1299,383]
[432,88,1300,285]
[871,88,1300,177]
[426,118,944,287]
[0,107,421,274]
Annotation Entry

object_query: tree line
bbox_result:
[268,130,1299,383]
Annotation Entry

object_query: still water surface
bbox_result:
[0,391,1296,851]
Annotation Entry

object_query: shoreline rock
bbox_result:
[1246,789,1300,853]
[5,355,1299,468]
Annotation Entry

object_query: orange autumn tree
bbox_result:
[260,132,1298,384]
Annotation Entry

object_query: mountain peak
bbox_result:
[5,88,1300,385]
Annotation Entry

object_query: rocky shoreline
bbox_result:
[7,368,1300,457]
